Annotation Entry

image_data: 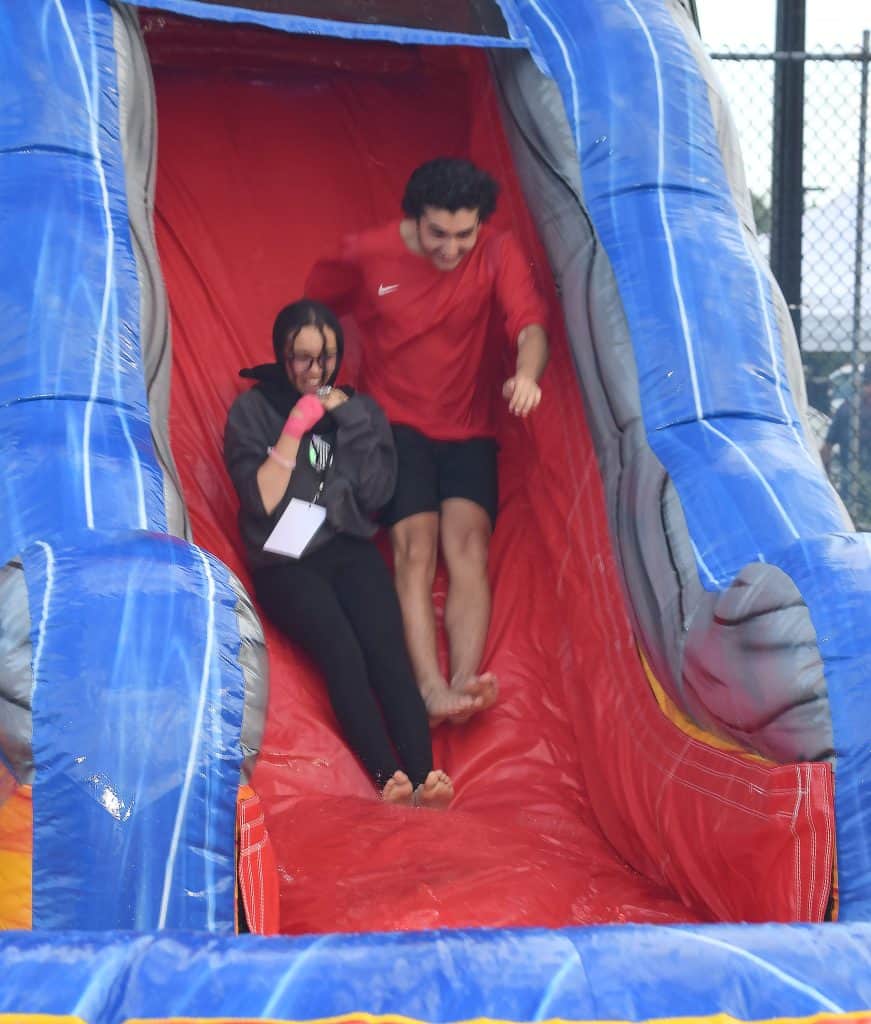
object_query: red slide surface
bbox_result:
[147,14,833,931]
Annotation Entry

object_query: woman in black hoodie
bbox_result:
[224,299,453,809]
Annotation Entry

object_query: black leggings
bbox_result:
[253,535,433,789]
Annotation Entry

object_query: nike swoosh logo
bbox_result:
[378,283,399,296]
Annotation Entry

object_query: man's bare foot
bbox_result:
[448,671,498,724]
[413,770,454,810]
[420,678,479,727]
[382,770,414,806]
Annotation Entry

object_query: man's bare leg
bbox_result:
[391,512,477,725]
[440,498,499,718]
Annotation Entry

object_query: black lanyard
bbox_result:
[308,434,334,504]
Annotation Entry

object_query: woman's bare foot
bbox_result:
[413,770,454,810]
[382,770,414,806]
[420,678,479,727]
[448,671,499,724]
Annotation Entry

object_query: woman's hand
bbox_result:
[284,394,325,437]
[320,388,349,411]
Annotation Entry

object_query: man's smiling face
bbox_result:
[416,206,481,271]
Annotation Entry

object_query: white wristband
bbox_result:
[266,446,294,471]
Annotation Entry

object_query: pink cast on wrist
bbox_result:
[282,394,323,439]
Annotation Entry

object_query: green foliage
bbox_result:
[751,191,771,234]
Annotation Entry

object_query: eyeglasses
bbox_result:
[288,350,337,372]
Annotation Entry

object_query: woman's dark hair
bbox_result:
[272,298,344,385]
[401,157,499,222]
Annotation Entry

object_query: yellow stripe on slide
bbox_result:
[118,1013,871,1024]
[0,1017,87,1023]
[638,646,772,764]
[0,781,32,930]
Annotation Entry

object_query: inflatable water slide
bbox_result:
[2,1,871,1020]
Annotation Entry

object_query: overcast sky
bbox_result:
[695,1,869,50]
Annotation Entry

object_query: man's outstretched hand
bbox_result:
[503,374,542,416]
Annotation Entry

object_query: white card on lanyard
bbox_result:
[263,498,326,558]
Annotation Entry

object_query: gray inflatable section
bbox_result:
[490,21,835,763]
[112,1,190,542]
[228,569,269,785]
[0,561,33,786]
[110,1,270,779]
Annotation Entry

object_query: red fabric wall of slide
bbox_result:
[146,13,834,931]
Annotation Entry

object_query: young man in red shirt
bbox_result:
[306,157,549,724]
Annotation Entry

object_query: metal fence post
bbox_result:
[847,30,869,526]
[770,0,806,343]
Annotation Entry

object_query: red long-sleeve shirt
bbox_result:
[305,220,547,441]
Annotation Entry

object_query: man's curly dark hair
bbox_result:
[402,157,499,222]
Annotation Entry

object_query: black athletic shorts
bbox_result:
[381,424,499,527]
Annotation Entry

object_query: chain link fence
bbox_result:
[711,34,871,529]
